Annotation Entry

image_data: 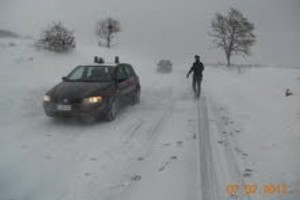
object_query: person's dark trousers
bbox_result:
[192,75,202,96]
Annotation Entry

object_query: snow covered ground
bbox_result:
[0,38,299,200]
[204,65,300,199]
[0,38,201,200]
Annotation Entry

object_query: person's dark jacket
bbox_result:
[186,61,204,79]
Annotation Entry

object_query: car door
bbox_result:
[115,66,130,101]
[123,64,137,95]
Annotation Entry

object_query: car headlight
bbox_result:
[43,95,51,102]
[83,96,103,104]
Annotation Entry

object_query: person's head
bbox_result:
[194,55,200,61]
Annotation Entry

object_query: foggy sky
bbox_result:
[1,0,299,67]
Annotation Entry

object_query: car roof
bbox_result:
[79,63,131,67]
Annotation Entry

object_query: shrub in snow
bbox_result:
[35,21,75,52]
[157,59,173,73]
[0,29,19,38]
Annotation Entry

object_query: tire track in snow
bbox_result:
[198,92,251,200]
[197,94,220,200]
[208,93,252,200]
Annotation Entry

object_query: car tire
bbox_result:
[106,97,119,121]
[132,88,140,105]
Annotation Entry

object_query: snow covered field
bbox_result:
[0,38,299,200]
[204,65,300,199]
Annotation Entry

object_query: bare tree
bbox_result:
[36,21,75,52]
[210,8,256,66]
[96,17,121,48]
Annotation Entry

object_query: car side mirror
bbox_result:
[62,76,68,81]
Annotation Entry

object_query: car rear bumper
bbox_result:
[43,101,107,118]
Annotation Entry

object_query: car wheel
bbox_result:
[132,88,140,105]
[106,97,119,121]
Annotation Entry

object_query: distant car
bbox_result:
[43,61,140,121]
[156,59,173,73]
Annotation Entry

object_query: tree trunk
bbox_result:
[107,34,111,48]
[226,51,231,66]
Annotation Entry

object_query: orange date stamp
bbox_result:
[226,183,290,196]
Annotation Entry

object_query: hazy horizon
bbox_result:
[1,0,299,67]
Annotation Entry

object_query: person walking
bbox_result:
[186,55,204,98]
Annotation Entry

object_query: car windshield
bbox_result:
[66,65,114,82]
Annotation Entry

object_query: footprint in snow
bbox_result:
[185,132,196,141]
[131,175,142,181]
[170,156,178,160]
[176,141,183,147]
[217,140,225,144]
[221,116,228,120]
[84,172,91,177]
[158,156,178,171]
[137,157,144,161]
[158,161,171,172]
[109,175,142,191]
[234,147,248,157]
[243,168,254,177]
[193,134,196,140]
[90,157,97,161]
[242,152,248,157]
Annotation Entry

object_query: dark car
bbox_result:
[157,59,172,73]
[43,62,140,121]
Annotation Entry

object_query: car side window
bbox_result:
[116,66,127,81]
[124,65,135,77]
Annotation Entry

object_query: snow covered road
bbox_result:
[0,44,203,200]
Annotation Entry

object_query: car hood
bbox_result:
[47,81,113,100]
